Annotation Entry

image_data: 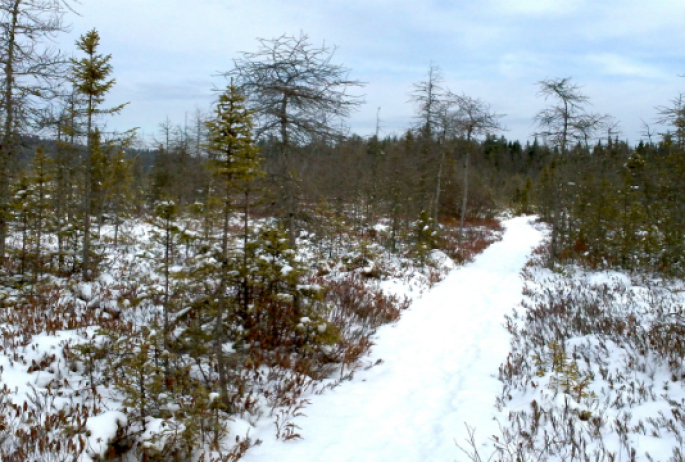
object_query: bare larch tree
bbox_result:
[534,77,607,153]
[533,77,608,266]
[227,32,364,245]
[451,94,503,236]
[0,0,74,264]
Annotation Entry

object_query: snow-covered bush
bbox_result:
[460,242,685,462]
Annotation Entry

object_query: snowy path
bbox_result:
[242,216,543,462]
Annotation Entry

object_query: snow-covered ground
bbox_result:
[0,215,502,461]
[239,216,543,461]
[14,214,683,461]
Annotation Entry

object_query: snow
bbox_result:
[240,216,543,462]
[11,213,680,460]
[499,259,685,462]
[430,248,455,270]
[373,223,389,232]
[85,411,128,459]
[99,272,115,285]
[79,282,93,301]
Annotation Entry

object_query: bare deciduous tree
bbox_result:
[604,115,621,144]
[640,118,655,144]
[0,0,75,263]
[411,63,445,139]
[574,113,610,148]
[533,77,606,267]
[410,67,504,233]
[410,64,451,228]
[534,77,606,153]
[451,94,503,235]
[656,92,685,148]
[226,32,364,245]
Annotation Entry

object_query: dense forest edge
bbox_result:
[1,2,685,461]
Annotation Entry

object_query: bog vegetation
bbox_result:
[0,3,684,461]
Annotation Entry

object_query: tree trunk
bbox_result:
[243,190,250,316]
[549,184,561,269]
[459,139,471,237]
[287,188,296,247]
[214,179,233,411]
[83,114,92,280]
[0,1,19,265]
[36,179,44,282]
[214,295,231,412]
[278,95,298,247]
[163,214,171,348]
[56,133,65,273]
[433,148,445,228]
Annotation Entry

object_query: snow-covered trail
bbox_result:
[242,216,543,462]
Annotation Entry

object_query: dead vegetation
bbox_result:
[458,237,685,462]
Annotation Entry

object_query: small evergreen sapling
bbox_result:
[10,148,56,281]
[204,83,262,411]
[415,209,438,264]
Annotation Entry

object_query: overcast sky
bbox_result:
[57,0,685,146]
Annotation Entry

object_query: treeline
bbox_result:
[537,136,685,275]
[126,110,685,280]
[6,117,549,282]
[148,128,545,237]
[1,24,552,280]
[5,63,685,283]
[1,6,682,284]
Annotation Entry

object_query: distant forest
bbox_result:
[1,18,683,277]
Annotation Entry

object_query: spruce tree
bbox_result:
[105,144,134,246]
[11,147,55,281]
[110,326,167,432]
[70,28,126,280]
[204,83,261,409]
[151,199,179,368]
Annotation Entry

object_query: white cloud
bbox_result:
[575,0,685,42]
[584,54,669,80]
[491,0,587,17]
[497,52,549,80]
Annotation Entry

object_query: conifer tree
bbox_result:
[47,95,83,274]
[70,28,126,280]
[206,84,263,311]
[415,209,437,264]
[11,147,54,280]
[246,223,337,354]
[110,326,167,432]
[106,144,134,246]
[204,83,261,409]
[619,152,646,269]
[151,199,179,364]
